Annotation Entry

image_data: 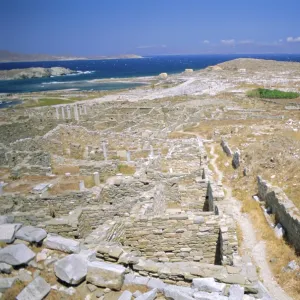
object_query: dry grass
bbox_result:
[46,290,82,300]
[121,284,149,293]
[3,175,54,194]
[52,165,80,175]
[117,164,136,175]
[214,145,300,299]
[2,280,27,300]
[168,131,196,139]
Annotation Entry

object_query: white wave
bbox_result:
[66,70,96,76]
[41,81,71,85]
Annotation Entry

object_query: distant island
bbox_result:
[0,50,143,63]
[0,67,74,80]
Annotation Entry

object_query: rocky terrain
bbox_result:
[0,58,299,300]
[0,67,74,80]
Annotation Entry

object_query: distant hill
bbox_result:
[0,50,143,62]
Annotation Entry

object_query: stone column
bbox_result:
[61,106,65,120]
[84,106,87,115]
[93,172,100,186]
[169,168,173,174]
[0,182,4,196]
[55,107,59,120]
[127,151,131,162]
[79,180,85,191]
[102,142,107,161]
[74,105,79,121]
[67,106,71,119]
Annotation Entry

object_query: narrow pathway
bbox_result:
[209,143,292,300]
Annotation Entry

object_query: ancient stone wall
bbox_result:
[6,151,50,168]
[206,181,225,213]
[257,176,300,253]
[0,118,61,145]
[79,161,118,178]
[10,137,43,152]
[121,214,220,264]
[0,191,95,221]
[100,179,154,204]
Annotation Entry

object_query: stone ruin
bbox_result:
[0,101,269,299]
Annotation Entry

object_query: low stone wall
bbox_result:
[95,241,252,286]
[100,179,154,204]
[121,214,220,264]
[0,191,95,220]
[79,199,139,238]
[79,161,118,178]
[257,176,300,253]
[0,118,60,145]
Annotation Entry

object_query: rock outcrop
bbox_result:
[0,244,35,266]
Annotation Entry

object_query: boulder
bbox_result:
[132,276,149,286]
[0,262,12,274]
[228,284,244,300]
[136,289,157,300]
[193,291,228,300]
[16,276,51,300]
[147,278,166,291]
[192,278,226,293]
[0,244,35,266]
[133,291,143,298]
[54,254,87,285]
[0,277,18,293]
[15,226,47,243]
[44,234,80,253]
[118,290,133,300]
[0,223,22,243]
[78,249,97,261]
[163,285,195,300]
[87,261,126,290]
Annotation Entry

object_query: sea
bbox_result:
[1,53,300,97]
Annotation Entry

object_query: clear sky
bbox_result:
[1,0,300,56]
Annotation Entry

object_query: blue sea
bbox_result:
[1,54,300,95]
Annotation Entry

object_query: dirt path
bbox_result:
[209,143,292,300]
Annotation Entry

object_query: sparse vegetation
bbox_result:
[117,164,136,175]
[247,88,299,99]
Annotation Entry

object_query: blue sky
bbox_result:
[1,0,300,55]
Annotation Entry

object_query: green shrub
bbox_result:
[247,88,299,99]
